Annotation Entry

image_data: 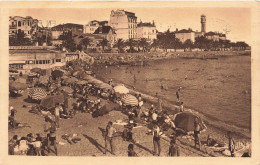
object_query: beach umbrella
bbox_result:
[173,111,206,133]
[97,83,112,90]
[52,70,64,78]
[31,68,42,74]
[114,85,129,94]
[38,76,49,84]
[72,71,79,77]
[77,80,88,85]
[41,95,64,109]
[64,77,78,84]
[28,88,47,100]
[60,86,74,94]
[16,77,27,84]
[28,72,37,77]
[9,81,28,91]
[83,75,93,80]
[121,94,138,106]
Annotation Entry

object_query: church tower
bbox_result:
[201,14,206,33]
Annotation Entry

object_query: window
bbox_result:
[28,31,30,34]
[39,60,42,64]
[18,21,21,27]
[56,59,61,62]
[36,60,38,64]
[12,22,14,26]
[23,22,24,26]
[28,22,30,26]
[43,60,46,64]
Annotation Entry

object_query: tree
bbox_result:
[183,39,193,51]
[195,36,208,50]
[151,39,159,51]
[172,38,182,52]
[114,39,125,53]
[98,39,109,51]
[139,38,149,52]
[9,31,32,46]
[80,37,91,51]
[125,38,136,53]
[59,31,77,52]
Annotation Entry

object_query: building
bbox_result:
[136,22,157,40]
[174,29,195,43]
[110,9,137,40]
[93,26,117,47]
[50,23,83,40]
[9,46,66,73]
[9,16,38,39]
[201,14,206,33]
[83,20,109,34]
[73,33,104,51]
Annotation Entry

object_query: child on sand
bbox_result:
[227,131,235,157]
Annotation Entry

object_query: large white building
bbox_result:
[83,20,109,34]
[9,16,38,39]
[136,22,157,40]
[110,9,137,40]
[175,29,195,43]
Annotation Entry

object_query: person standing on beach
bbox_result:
[176,88,181,102]
[128,144,138,157]
[227,131,235,157]
[168,138,180,157]
[9,106,17,128]
[179,102,184,112]
[152,125,161,156]
[47,121,58,156]
[194,118,201,150]
[54,103,61,128]
[105,121,116,155]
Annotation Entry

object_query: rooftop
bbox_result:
[137,22,155,27]
[175,29,195,33]
[93,26,116,34]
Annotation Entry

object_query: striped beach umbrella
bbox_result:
[121,94,138,106]
[77,80,88,85]
[97,83,112,90]
[114,85,129,94]
[28,88,47,100]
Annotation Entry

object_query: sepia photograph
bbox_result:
[1,1,259,163]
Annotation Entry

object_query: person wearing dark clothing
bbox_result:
[128,144,138,157]
[9,135,18,155]
[47,121,58,155]
[153,125,161,156]
[168,139,180,156]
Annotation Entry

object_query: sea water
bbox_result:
[93,55,251,133]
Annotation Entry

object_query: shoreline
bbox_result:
[88,50,251,66]
[95,74,251,140]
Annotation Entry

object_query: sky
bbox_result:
[10,7,251,44]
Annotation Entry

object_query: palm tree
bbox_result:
[139,38,149,52]
[114,39,125,53]
[125,38,136,53]
[80,37,91,51]
[98,39,109,51]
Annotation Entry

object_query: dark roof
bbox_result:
[125,11,136,17]
[205,31,226,37]
[51,23,83,31]
[93,26,115,34]
[137,22,155,27]
[175,29,194,33]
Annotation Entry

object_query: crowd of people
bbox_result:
[8,59,243,157]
